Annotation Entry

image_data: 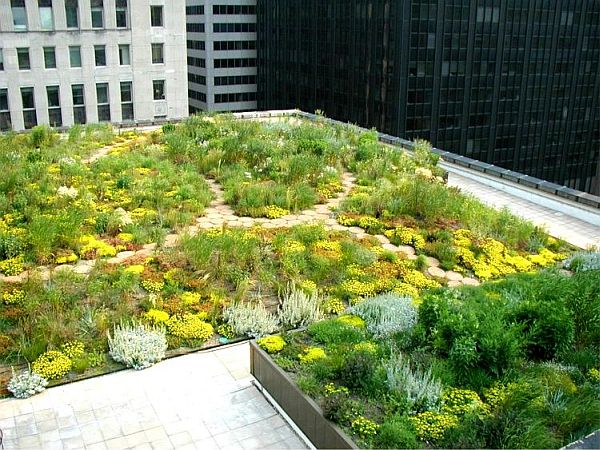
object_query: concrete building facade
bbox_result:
[186,0,257,113]
[0,0,188,131]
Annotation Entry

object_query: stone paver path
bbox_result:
[448,172,600,250]
[0,342,309,450]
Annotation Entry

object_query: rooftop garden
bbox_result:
[0,114,597,447]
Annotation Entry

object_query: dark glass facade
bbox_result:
[257,0,600,195]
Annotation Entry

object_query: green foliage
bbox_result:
[307,318,365,345]
[376,415,420,449]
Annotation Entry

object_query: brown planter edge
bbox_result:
[249,340,358,450]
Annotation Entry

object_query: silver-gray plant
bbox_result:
[348,292,417,338]
[564,251,600,272]
[278,284,323,328]
[224,302,279,338]
[8,367,48,399]
[385,352,442,413]
[107,322,167,370]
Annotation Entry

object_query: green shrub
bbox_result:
[339,350,377,391]
[376,415,420,449]
[307,318,365,345]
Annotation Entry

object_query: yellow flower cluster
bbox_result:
[0,255,24,276]
[283,240,306,253]
[392,283,420,299]
[32,350,72,380]
[167,314,213,340]
[357,216,383,232]
[257,335,286,353]
[2,289,25,305]
[401,270,442,290]
[124,265,145,275]
[79,235,117,259]
[385,227,426,251]
[322,297,346,315]
[298,346,326,364]
[61,341,85,359]
[336,214,358,227]
[141,279,164,293]
[55,253,78,264]
[441,388,489,417]
[482,383,512,410]
[527,248,564,266]
[298,279,317,294]
[588,368,600,383]
[117,232,134,242]
[351,416,379,438]
[130,207,157,221]
[316,186,336,199]
[264,205,289,219]
[337,314,365,328]
[410,411,459,442]
[181,292,201,306]
[314,240,342,258]
[346,264,366,278]
[144,309,170,325]
[217,323,236,339]
[324,382,350,397]
[353,342,378,354]
[340,279,378,299]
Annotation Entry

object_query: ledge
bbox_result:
[249,341,358,449]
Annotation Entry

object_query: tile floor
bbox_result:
[0,342,309,450]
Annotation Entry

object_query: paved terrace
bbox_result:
[447,172,600,250]
[0,343,309,450]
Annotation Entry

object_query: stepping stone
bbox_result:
[462,277,480,286]
[116,251,136,260]
[331,224,348,231]
[135,248,154,257]
[73,263,94,275]
[163,234,180,248]
[324,218,338,226]
[445,271,463,281]
[397,245,416,256]
[447,280,462,288]
[53,265,74,274]
[0,272,29,283]
[348,226,364,234]
[374,234,389,244]
[382,243,399,252]
[187,226,199,236]
[427,266,446,278]
[143,243,157,251]
[199,222,215,229]
[425,256,440,267]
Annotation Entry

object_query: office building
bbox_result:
[0,0,188,131]
[186,0,257,113]
[257,1,600,195]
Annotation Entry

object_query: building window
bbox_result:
[186,5,203,15]
[91,0,104,28]
[65,0,78,28]
[213,58,256,69]
[44,47,56,69]
[187,40,205,50]
[186,23,204,32]
[153,80,165,100]
[150,5,163,27]
[11,0,28,31]
[96,83,110,122]
[0,89,11,131]
[69,46,81,67]
[151,43,164,64]
[46,85,62,127]
[214,92,257,103]
[0,49,4,70]
[213,40,256,51]
[94,45,106,66]
[119,44,130,65]
[72,84,86,124]
[116,0,127,28]
[120,81,133,121]
[21,87,37,129]
[17,48,30,70]
[212,5,255,15]
[38,0,54,30]
[213,23,256,33]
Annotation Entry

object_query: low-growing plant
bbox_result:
[564,251,600,272]
[257,335,286,353]
[278,284,323,328]
[386,352,443,413]
[307,317,365,345]
[223,302,279,338]
[377,415,420,449]
[349,292,418,338]
[8,367,48,398]
[107,322,167,370]
[32,350,72,380]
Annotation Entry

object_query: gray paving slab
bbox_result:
[0,343,310,450]
[448,172,600,249]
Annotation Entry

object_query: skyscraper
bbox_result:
[257,0,600,195]
[186,0,257,113]
[0,0,188,130]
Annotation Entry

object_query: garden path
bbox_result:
[0,342,310,450]
[447,172,600,250]
[0,136,480,288]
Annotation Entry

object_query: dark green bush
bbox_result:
[339,350,377,391]
[376,415,420,449]
[307,319,365,345]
